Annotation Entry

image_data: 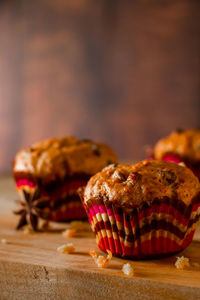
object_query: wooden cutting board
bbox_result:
[0,175,200,300]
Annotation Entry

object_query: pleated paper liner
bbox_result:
[83,194,200,259]
[47,201,87,222]
[16,178,87,222]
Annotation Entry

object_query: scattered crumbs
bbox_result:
[175,256,190,270]
[1,238,7,244]
[62,229,76,238]
[70,221,90,231]
[89,250,112,268]
[178,162,186,167]
[122,263,134,277]
[57,243,75,254]
[23,228,32,235]
[192,262,200,268]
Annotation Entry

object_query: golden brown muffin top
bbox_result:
[83,160,200,211]
[13,136,118,181]
[154,129,200,164]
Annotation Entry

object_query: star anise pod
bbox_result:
[14,189,49,231]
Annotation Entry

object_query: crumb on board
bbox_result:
[89,250,112,268]
[70,221,90,231]
[62,229,76,238]
[175,256,190,269]
[122,263,134,277]
[1,238,7,244]
[57,243,75,254]
[23,228,32,235]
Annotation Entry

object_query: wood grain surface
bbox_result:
[0,0,200,173]
[0,175,200,300]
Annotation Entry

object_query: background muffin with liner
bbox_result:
[13,136,118,231]
[80,160,200,259]
[153,129,200,179]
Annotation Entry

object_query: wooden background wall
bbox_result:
[0,0,200,173]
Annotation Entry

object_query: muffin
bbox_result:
[80,160,200,259]
[13,136,118,230]
[153,129,200,178]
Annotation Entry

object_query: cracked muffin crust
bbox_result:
[13,136,118,183]
[84,160,200,211]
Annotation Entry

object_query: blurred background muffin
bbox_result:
[0,0,200,174]
[13,136,117,230]
[153,129,200,178]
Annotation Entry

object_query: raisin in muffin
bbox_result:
[80,160,200,259]
[153,129,200,178]
[13,136,118,230]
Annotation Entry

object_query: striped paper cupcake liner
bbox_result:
[15,178,87,222]
[83,194,200,259]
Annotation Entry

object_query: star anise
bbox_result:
[14,189,49,231]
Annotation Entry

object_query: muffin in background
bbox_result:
[13,136,118,230]
[80,160,200,259]
[153,129,200,178]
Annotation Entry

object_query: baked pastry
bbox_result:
[13,136,118,230]
[153,129,200,178]
[80,160,200,259]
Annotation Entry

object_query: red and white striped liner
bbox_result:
[83,195,200,259]
[16,178,87,222]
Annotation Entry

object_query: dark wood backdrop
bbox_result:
[0,0,200,173]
